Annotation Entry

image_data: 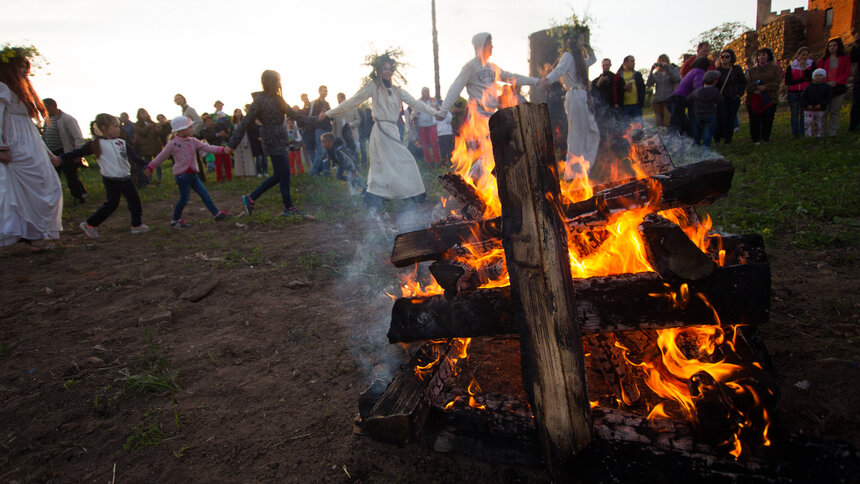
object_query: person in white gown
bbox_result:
[0,46,63,251]
[539,32,601,168]
[320,52,438,208]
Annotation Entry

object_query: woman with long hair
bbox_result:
[134,108,163,184]
[539,31,601,167]
[713,48,746,145]
[229,70,312,219]
[320,51,438,209]
[0,45,63,251]
[785,46,814,138]
[230,108,255,177]
[816,38,851,136]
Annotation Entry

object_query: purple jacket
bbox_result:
[672,68,705,98]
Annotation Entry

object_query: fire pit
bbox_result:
[355,103,857,480]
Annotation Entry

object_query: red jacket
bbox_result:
[816,55,851,86]
[680,57,717,77]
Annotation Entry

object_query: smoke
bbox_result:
[341,197,450,386]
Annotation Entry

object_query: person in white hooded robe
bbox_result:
[539,31,601,168]
[320,52,438,208]
[438,33,538,118]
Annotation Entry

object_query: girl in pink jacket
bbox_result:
[144,116,231,228]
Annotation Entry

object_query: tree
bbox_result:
[688,22,751,55]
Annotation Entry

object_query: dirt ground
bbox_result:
[1,186,858,483]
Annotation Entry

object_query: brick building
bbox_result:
[726,0,857,75]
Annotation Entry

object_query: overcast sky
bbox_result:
[3,0,803,131]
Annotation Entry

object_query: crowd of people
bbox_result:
[1,30,859,250]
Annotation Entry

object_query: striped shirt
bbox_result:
[43,116,63,151]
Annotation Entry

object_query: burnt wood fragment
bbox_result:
[438,173,487,220]
[639,213,716,281]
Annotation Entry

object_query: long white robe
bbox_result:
[544,51,600,165]
[326,81,436,199]
[0,83,63,246]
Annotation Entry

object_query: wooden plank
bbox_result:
[388,263,772,343]
[639,213,716,281]
[490,102,592,470]
[438,173,486,220]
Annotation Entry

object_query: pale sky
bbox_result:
[3,0,803,132]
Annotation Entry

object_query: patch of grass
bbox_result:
[121,331,179,394]
[295,251,340,278]
[124,408,165,450]
[701,106,860,250]
[223,247,263,266]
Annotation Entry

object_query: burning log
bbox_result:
[438,173,486,220]
[706,233,768,266]
[390,158,734,267]
[490,102,592,468]
[358,341,458,444]
[584,333,642,405]
[639,213,716,281]
[428,259,505,299]
[388,263,771,343]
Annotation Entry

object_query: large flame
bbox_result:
[394,89,769,458]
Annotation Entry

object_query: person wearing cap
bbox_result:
[800,69,834,138]
[144,116,233,228]
[438,33,537,118]
[687,70,723,149]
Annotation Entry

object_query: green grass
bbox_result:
[124,408,165,450]
[699,105,860,250]
[121,331,179,394]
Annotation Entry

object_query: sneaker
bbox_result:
[242,195,255,216]
[131,224,151,234]
[214,211,232,220]
[79,221,99,239]
[170,219,190,229]
[284,206,315,221]
[256,173,263,178]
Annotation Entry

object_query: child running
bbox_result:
[60,113,149,239]
[144,116,232,228]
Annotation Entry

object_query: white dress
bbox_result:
[0,82,63,246]
[326,81,436,199]
[232,124,255,177]
[544,51,600,166]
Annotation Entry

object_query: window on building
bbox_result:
[825,8,833,27]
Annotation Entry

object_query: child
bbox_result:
[199,113,232,181]
[286,118,304,175]
[801,69,833,138]
[60,113,150,239]
[144,116,232,228]
[319,132,365,191]
[686,70,723,149]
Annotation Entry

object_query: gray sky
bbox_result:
[3,0,802,130]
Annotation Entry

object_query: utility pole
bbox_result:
[432,0,440,101]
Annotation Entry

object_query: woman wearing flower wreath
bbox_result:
[319,51,439,209]
[0,45,63,251]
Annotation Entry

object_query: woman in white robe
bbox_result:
[0,49,63,250]
[540,34,601,167]
[322,54,437,205]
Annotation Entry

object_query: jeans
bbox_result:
[310,129,329,175]
[620,104,642,122]
[696,115,717,148]
[249,154,293,210]
[173,172,219,221]
[255,155,267,176]
[88,177,141,227]
[668,95,690,136]
[787,91,805,137]
[714,98,740,144]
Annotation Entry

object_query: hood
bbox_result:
[790,58,813,70]
[472,32,491,57]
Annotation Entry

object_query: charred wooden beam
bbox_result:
[390,158,734,267]
[438,173,486,220]
[639,213,716,281]
[491,102,593,468]
[388,263,771,343]
[358,341,458,444]
[706,233,768,266]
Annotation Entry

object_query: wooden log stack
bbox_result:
[358,103,784,476]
